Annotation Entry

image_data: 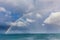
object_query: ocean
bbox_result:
[0,34,60,40]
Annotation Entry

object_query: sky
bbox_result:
[0,0,60,34]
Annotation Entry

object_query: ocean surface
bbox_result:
[0,34,60,40]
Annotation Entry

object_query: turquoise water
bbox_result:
[0,34,60,40]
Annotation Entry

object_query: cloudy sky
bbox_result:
[0,0,60,34]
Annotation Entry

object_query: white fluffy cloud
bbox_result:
[36,13,42,18]
[44,12,60,25]
[26,18,35,22]
[0,7,6,12]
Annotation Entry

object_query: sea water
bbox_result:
[0,34,60,40]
